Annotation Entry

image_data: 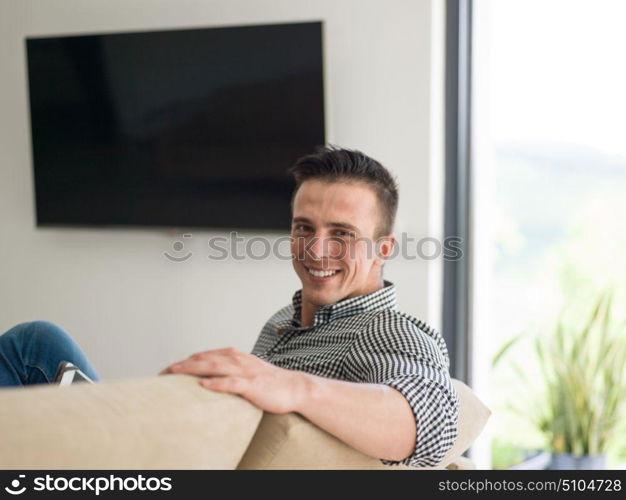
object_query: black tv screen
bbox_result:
[26,22,325,230]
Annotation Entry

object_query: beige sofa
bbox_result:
[0,374,489,470]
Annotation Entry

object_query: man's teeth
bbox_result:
[307,268,339,277]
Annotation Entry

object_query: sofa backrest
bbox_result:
[0,374,262,469]
[0,375,489,470]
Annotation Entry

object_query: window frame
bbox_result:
[443,0,473,384]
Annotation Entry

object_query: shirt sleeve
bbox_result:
[342,311,459,468]
[250,304,293,357]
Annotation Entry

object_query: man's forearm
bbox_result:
[291,371,417,462]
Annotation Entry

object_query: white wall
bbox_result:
[0,0,445,379]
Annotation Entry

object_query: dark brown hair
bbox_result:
[288,146,399,238]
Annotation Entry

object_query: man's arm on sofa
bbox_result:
[290,372,417,461]
[160,348,416,462]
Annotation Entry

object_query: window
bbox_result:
[449,0,626,468]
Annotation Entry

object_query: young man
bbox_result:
[0,147,458,467]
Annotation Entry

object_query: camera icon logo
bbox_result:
[4,475,27,495]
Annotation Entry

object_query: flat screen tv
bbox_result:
[26,22,325,230]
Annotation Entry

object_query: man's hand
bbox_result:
[158,348,307,414]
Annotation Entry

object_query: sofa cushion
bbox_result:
[237,379,490,469]
[0,374,262,469]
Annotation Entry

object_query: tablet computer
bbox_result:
[54,361,95,386]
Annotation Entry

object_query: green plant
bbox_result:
[491,437,527,470]
[493,292,626,456]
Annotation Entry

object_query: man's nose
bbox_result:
[306,233,343,260]
[306,234,325,260]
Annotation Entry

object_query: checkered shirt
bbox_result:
[251,280,459,467]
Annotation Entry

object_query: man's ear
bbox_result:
[374,234,396,263]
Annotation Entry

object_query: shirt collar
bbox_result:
[290,280,398,328]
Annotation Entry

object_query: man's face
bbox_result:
[290,179,394,308]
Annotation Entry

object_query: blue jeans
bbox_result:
[0,321,101,387]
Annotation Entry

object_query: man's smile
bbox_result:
[303,265,342,281]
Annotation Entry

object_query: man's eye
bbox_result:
[294,224,312,232]
[335,230,356,238]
